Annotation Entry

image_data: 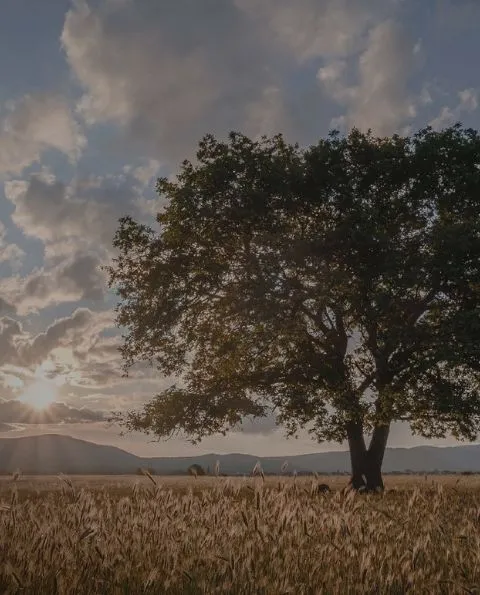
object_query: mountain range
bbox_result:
[0,434,479,475]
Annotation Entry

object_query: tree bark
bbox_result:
[347,422,390,492]
[346,421,367,490]
[365,424,390,490]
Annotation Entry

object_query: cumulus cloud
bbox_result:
[0,370,24,391]
[318,20,418,135]
[129,159,162,187]
[0,253,105,315]
[0,298,15,315]
[0,306,129,421]
[60,0,426,158]
[73,334,120,364]
[25,308,110,367]
[237,0,422,138]
[5,173,120,253]
[0,317,23,367]
[61,0,279,163]
[236,0,380,62]
[244,86,290,140]
[5,166,160,252]
[0,308,116,370]
[2,166,163,313]
[0,93,86,175]
[429,88,479,130]
[0,221,24,271]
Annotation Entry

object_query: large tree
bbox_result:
[107,125,480,491]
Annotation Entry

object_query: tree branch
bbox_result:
[299,304,331,337]
[356,372,375,396]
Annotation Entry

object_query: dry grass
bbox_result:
[0,475,479,594]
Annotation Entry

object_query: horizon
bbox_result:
[1,432,479,459]
[1,0,480,457]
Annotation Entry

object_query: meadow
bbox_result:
[0,474,479,594]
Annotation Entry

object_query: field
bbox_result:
[0,474,479,594]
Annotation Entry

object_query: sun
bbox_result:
[18,380,58,410]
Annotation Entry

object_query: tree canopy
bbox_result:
[107,124,480,490]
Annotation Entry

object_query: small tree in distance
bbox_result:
[107,125,480,491]
[188,464,205,478]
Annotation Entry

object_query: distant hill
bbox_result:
[0,434,479,475]
[0,434,141,474]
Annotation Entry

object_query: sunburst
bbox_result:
[18,380,58,410]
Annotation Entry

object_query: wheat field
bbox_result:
[0,474,479,594]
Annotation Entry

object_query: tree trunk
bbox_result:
[347,422,390,492]
[365,424,390,491]
[346,421,367,490]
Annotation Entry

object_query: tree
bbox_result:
[107,125,480,491]
[188,464,206,477]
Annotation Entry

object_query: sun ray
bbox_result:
[18,380,58,410]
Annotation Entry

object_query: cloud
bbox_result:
[0,370,24,391]
[127,159,162,187]
[5,166,160,252]
[61,0,279,163]
[73,334,120,364]
[0,298,15,315]
[5,173,119,253]
[61,0,398,159]
[236,0,380,62]
[0,308,116,370]
[0,398,104,425]
[0,307,130,416]
[243,86,290,140]
[0,221,24,271]
[0,253,106,315]
[3,167,162,313]
[0,93,86,175]
[0,317,23,368]
[26,308,105,367]
[60,0,421,158]
[429,88,479,130]
[318,20,418,135]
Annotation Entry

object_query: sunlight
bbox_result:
[18,380,58,410]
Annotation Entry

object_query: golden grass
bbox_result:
[0,475,479,593]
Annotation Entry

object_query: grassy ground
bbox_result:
[0,475,479,593]
[0,473,479,500]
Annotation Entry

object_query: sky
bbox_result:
[0,0,479,457]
